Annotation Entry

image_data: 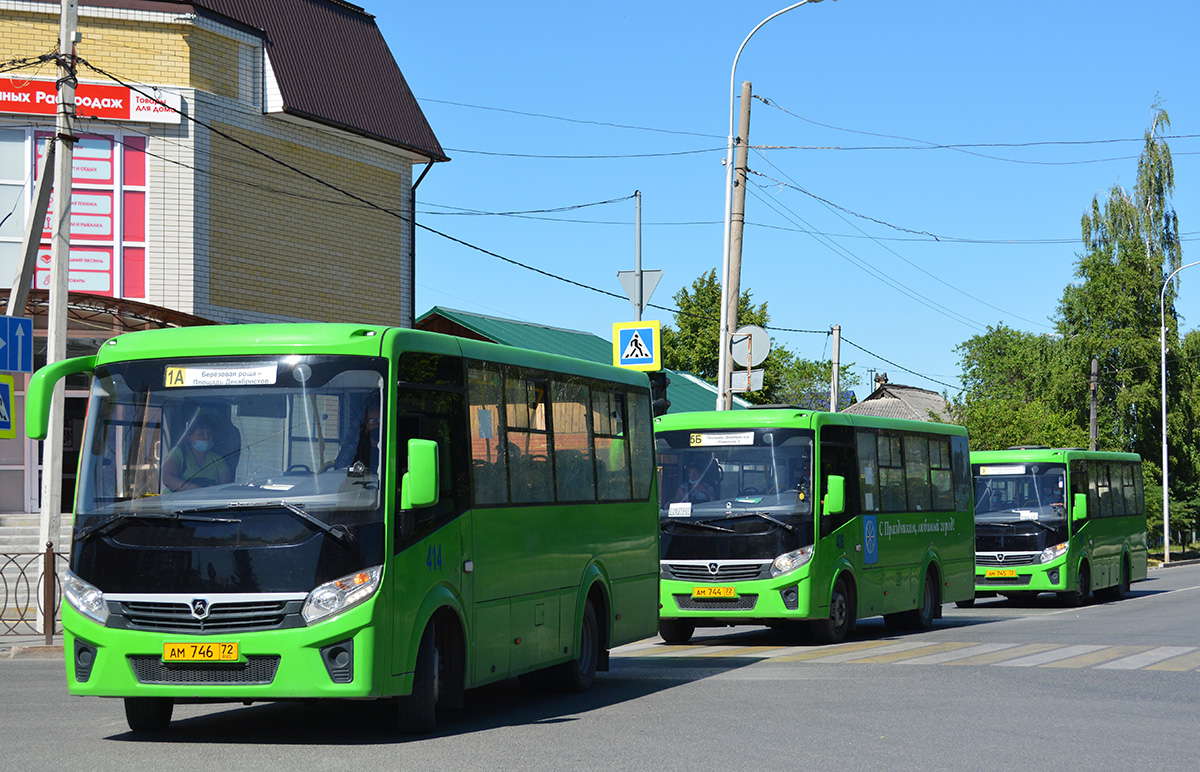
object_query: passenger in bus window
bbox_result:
[162,415,232,491]
[336,405,381,472]
[674,463,714,503]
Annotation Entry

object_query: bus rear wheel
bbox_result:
[124,697,173,733]
[550,599,599,693]
[658,618,695,645]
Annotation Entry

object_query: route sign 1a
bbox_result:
[612,320,661,372]
[1,315,34,374]
[0,374,14,440]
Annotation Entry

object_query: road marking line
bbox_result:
[1145,650,1200,671]
[1038,645,1151,669]
[997,644,1107,667]
[802,640,935,664]
[770,639,899,663]
[1097,646,1196,670]
[946,643,1060,666]
[898,642,1021,665]
[845,641,977,664]
[695,646,787,658]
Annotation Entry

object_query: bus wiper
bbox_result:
[661,519,735,533]
[77,511,242,543]
[716,511,796,532]
[220,500,357,545]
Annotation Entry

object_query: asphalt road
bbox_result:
[4,564,1199,772]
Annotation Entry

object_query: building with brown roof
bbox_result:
[841,373,951,422]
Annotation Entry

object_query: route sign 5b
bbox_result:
[612,320,661,371]
[1,315,34,374]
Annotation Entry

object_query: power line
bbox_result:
[417,97,724,139]
[441,146,719,160]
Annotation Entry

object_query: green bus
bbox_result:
[27,323,659,734]
[971,447,1148,605]
[654,407,975,645]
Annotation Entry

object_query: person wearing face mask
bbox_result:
[674,463,715,503]
[334,404,382,472]
[163,415,233,491]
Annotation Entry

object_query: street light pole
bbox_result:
[716,0,834,410]
[1159,259,1200,564]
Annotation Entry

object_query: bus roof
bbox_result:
[654,408,967,436]
[91,323,649,388]
[971,448,1142,464]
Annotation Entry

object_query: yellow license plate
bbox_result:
[162,642,239,662]
[985,569,1017,579]
[692,586,736,599]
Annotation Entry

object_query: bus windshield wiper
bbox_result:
[661,519,735,533]
[218,500,357,545]
[77,511,242,543]
[716,511,796,532]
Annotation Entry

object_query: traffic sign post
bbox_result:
[1,315,34,374]
[612,320,661,372]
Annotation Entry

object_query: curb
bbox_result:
[6,644,64,659]
[1151,557,1200,569]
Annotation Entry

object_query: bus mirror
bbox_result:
[824,475,846,516]
[1071,492,1087,522]
[26,355,97,440]
[401,439,439,510]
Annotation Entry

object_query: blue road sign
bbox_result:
[1,316,33,374]
[0,374,13,440]
[612,320,661,372]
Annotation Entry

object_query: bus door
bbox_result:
[819,427,865,609]
[389,383,471,678]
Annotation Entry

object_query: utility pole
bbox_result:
[1089,357,1098,451]
[634,191,642,321]
[38,0,78,637]
[829,324,841,412]
[717,80,752,409]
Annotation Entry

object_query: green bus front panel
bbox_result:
[974,521,1149,595]
[64,595,385,700]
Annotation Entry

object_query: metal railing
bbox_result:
[1,545,68,640]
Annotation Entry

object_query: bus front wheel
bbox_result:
[1058,563,1091,607]
[398,625,439,735]
[658,618,695,645]
[124,697,173,733]
[811,577,852,644]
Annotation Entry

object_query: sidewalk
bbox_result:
[1,633,64,659]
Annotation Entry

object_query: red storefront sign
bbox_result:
[0,78,181,123]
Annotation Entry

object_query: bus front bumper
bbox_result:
[658,570,819,623]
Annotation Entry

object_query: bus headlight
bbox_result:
[771,545,814,577]
[302,566,382,625]
[64,571,109,625]
[1038,542,1069,564]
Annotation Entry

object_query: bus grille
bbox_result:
[116,600,301,634]
[673,594,758,611]
[976,553,1037,567]
[129,655,280,685]
[664,562,768,582]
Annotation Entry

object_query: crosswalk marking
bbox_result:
[997,645,1108,667]
[1096,646,1196,670]
[612,640,1200,671]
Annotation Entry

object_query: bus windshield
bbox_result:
[655,427,814,527]
[72,355,388,593]
[973,462,1068,525]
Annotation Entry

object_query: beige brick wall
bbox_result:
[207,121,412,326]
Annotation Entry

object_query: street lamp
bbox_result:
[716,0,835,410]
[1159,259,1200,564]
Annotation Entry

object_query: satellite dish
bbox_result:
[730,325,770,367]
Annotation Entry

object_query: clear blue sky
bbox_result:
[376,0,1199,398]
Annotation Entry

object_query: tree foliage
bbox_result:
[660,269,860,407]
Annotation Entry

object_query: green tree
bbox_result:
[660,270,858,406]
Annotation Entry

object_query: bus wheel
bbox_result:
[398,625,439,735]
[811,577,852,644]
[907,570,938,631]
[1100,559,1131,601]
[1058,563,1091,607]
[124,697,173,733]
[658,618,695,645]
[551,599,599,693]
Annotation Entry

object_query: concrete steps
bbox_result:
[0,514,73,555]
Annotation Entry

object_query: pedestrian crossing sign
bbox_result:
[613,320,661,371]
[0,374,14,440]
